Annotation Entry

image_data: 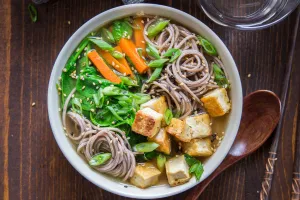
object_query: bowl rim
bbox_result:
[48,3,243,199]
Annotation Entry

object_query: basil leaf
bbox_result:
[197,36,218,56]
[133,142,159,153]
[213,63,229,88]
[146,43,160,59]
[164,109,173,125]
[148,59,169,68]
[28,4,37,23]
[89,38,114,51]
[111,50,124,59]
[89,153,112,166]
[147,19,170,38]
[99,28,115,44]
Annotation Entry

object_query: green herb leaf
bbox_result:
[147,67,163,83]
[71,98,82,114]
[133,142,159,153]
[157,154,167,171]
[148,59,169,68]
[111,50,124,59]
[164,109,173,125]
[28,4,37,23]
[197,36,218,56]
[112,21,133,42]
[213,63,229,88]
[89,153,112,166]
[184,154,204,181]
[89,37,114,51]
[147,19,170,38]
[99,28,115,44]
[146,43,160,59]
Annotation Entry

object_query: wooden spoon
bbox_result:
[186,90,281,200]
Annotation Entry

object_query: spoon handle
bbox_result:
[259,6,300,200]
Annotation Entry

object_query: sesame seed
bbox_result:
[91,109,95,112]
[112,61,115,66]
[141,20,144,24]
[247,74,251,78]
[79,99,82,103]
[145,32,148,36]
[62,68,67,72]
[147,18,149,22]
[92,82,96,86]
[76,48,79,52]
[127,36,130,39]
[71,94,74,98]
[58,108,61,112]
[31,102,36,107]
[63,94,67,97]
[115,65,120,68]
[67,21,71,25]
[141,41,145,44]
[82,86,86,90]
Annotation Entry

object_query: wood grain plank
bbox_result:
[0,0,11,200]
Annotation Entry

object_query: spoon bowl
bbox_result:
[186,90,281,200]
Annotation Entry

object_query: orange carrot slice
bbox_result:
[119,38,149,74]
[99,49,133,78]
[134,18,146,56]
[87,50,121,84]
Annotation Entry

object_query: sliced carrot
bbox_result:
[114,46,131,69]
[99,49,133,78]
[134,18,146,56]
[119,38,149,74]
[87,50,121,84]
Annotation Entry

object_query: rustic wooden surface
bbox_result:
[0,0,299,200]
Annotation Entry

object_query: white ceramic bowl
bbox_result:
[48,4,242,199]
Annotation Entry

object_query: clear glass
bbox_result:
[198,0,300,30]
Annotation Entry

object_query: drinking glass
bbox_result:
[198,0,300,30]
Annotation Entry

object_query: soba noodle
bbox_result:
[143,18,220,119]
[62,89,136,181]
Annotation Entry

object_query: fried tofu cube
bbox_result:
[130,163,161,189]
[148,128,171,155]
[132,107,163,137]
[165,155,191,186]
[166,118,191,142]
[200,88,231,117]
[182,138,213,157]
[184,114,212,139]
[140,96,168,115]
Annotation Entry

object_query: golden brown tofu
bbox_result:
[165,155,191,186]
[182,138,213,157]
[200,88,231,117]
[132,107,163,137]
[140,96,168,115]
[166,118,191,142]
[184,114,212,139]
[130,163,161,189]
[148,128,171,155]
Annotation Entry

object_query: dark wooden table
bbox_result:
[1,0,300,199]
